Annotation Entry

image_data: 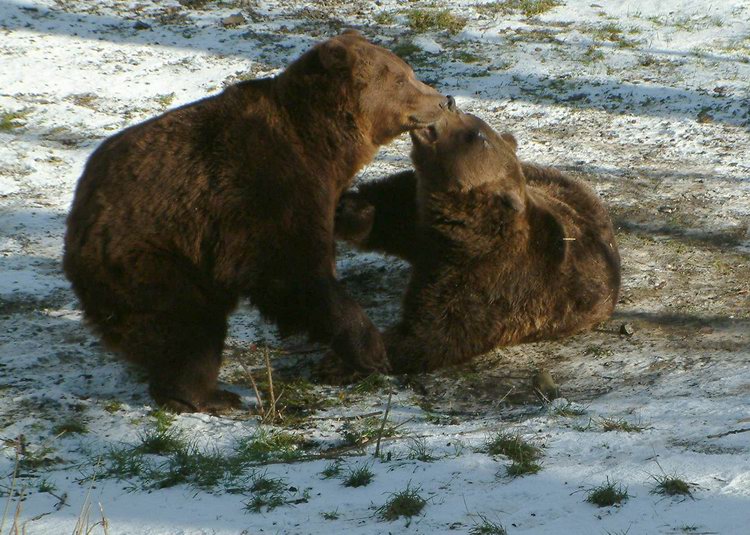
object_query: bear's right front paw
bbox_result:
[334,193,375,244]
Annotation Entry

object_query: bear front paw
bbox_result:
[334,193,375,244]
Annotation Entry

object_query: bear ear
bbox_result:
[500,133,518,152]
[340,28,364,39]
[319,39,350,71]
[501,190,524,213]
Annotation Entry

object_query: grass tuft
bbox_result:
[650,473,694,498]
[476,0,561,18]
[52,418,88,436]
[586,478,629,507]
[320,461,342,479]
[351,373,390,394]
[470,514,508,534]
[505,458,542,477]
[599,417,648,433]
[0,109,31,131]
[341,416,396,446]
[377,483,427,521]
[321,509,340,520]
[234,429,304,463]
[407,437,436,462]
[342,464,374,488]
[486,432,540,462]
[406,9,467,35]
[391,41,422,60]
[137,427,186,456]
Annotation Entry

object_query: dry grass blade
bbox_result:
[374,391,393,458]
[241,363,265,416]
[264,347,277,422]
[1,445,20,534]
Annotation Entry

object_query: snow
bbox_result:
[1,1,749,534]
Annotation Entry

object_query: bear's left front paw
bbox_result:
[334,193,375,244]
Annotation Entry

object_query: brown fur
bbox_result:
[63,31,450,411]
[335,112,621,373]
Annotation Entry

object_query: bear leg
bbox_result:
[115,311,240,413]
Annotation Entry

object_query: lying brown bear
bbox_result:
[63,30,451,412]
[335,111,621,373]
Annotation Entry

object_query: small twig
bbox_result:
[309,411,382,421]
[241,364,265,416]
[98,502,110,535]
[0,444,20,534]
[374,391,393,458]
[707,427,750,439]
[264,347,277,422]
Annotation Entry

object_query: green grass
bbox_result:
[37,479,57,494]
[391,41,423,60]
[505,458,542,477]
[599,417,648,433]
[0,108,31,131]
[586,478,629,507]
[550,401,587,417]
[486,432,542,477]
[320,461,342,479]
[234,429,304,463]
[103,400,123,413]
[103,446,146,480]
[342,464,374,488]
[476,0,562,18]
[99,427,307,492]
[583,45,605,63]
[137,427,186,456]
[340,416,397,446]
[486,433,540,461]
[470,514,508,534]
[150,408,175,430]
[249,471,286,495]
[374,12,395,25]
[244,472,308,513]
[377,483,427,521]
[321,509,340,520]
[406,9,467,35]
[407,437,436,462]
[453,50,486,64]
[590,23,640,48]
[650,474,694,498]
[351,373,390,394]
[52,417,88,436]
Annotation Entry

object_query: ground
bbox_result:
[1,1,749,534]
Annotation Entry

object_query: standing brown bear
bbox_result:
[335,110,621,373]
[63,30,451,412]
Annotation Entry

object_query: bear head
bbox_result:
[288,30,452,146]
[409,110,526,215]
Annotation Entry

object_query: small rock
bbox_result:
[222,13,246,27]
[620,323,634,336]
[133,20,151,31]
[532,369,560,401]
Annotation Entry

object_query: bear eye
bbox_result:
[465,130,485,145]
[395,74,407,86]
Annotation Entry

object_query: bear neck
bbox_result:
[273,71,377,184]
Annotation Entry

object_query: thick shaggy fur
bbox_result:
[335,112,621,373]
[63,31,449,411]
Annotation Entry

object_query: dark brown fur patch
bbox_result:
[336,112,621,373]
[63,31,449,411]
